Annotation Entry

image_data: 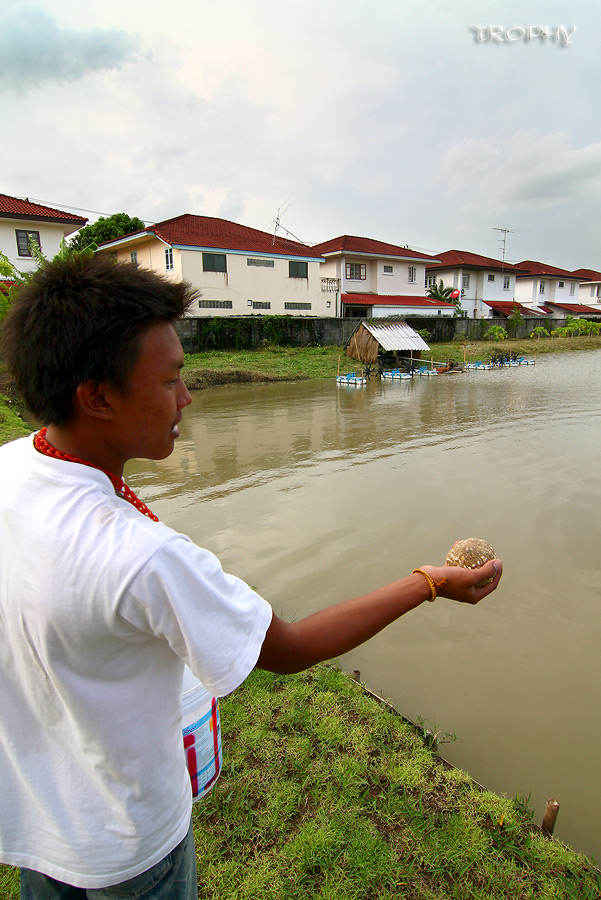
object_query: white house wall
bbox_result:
[431,266,518,318]
[322,255,428,297]
[371,304,452,318]
[579,282,601,303]
[516,276,580,306]
[180,248,326,316]
[0,218,75,272]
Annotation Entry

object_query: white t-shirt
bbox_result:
[0,435,272,888]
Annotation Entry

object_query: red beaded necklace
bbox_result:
[33,427,159,522]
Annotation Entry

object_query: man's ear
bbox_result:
[75,381,115,421]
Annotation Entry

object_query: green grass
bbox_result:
[181,335,601,389]
[187,665,600,899]
[427,334,601,366]
[183,345,344,386]
[0,393,31,444]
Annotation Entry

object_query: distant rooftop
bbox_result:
[0,193,87,228]
[313,234,439,262]
[100,214,322,259]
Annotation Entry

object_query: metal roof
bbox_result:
[360,319,430,352]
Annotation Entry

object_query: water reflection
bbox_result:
[127,351,601,860]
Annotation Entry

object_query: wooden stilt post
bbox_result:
[541,798,560,836]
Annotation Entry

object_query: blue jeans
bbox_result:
[20,823,197,899]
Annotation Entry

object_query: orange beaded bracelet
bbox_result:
[412,568,446,603]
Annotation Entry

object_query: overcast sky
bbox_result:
[2,0,598,270]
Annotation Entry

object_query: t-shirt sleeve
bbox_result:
[120,536,273,697]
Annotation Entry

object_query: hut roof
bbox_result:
[359,319,430,352]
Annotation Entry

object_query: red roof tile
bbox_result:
[0,193,87,226]
[108,214,322,259]
[342,293,453,308]
[483,300,546,316]
[313,235,439,262]
[427,250,527,273]
[571,268,601,281]
[515,260,581,279]
[544,302,601,316]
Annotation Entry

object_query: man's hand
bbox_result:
[418,559,502,605]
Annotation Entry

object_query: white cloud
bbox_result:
[2,0,600,269]
[0,5,140,93]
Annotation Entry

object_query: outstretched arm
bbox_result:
[256,560,502,674]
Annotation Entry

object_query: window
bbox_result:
[408,266,417,283]
[591,286,597,298]
[558,281,565,288]
[203,253,227,272]
[503,276,510,290]
[247,258,274,267]
[285,302,312,310]
[462,274,471,289]
[252,301,271,309]
[539,281,545,294]
[130,251,138,265]
[15,229,41,257]
[570,283,576,295]
[165,248,173,270]
[198,300,232,309]
[426,274,437,288]
[383,265,393,274]
[289,260,308,279]
[487,273,495,282]
[346,263,366,280]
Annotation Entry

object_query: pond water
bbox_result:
[127,350,601,862]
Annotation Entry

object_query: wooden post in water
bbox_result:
[541,798,560,836]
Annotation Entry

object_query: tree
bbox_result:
[506,302,524,337]
[530,326,549,340]
[69,212,146,252]
[483,324,507,342]
[426,280,464,317]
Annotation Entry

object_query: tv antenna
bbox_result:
[492,226,520,269]
[270,193,296,245]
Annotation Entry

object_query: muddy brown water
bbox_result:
[127,350,601,861]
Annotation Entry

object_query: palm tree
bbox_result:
[426,279,455,302]
[426,279,464,316]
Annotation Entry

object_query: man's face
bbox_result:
[108,321,192,463]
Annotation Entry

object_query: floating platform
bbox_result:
[381,369,412,380]
[336,373,367,386]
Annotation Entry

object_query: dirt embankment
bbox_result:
[182,369,302,390]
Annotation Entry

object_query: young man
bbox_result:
[0,253,502,899]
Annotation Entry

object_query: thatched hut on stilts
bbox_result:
[345,318,430,367]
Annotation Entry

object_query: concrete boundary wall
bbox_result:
[175,315,569,352]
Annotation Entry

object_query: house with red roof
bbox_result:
[311,235,453,318]
[514,260,583,311]
[424,250,528,319]
[0,193,87,278]
[97,214,327,317]
[572,268,601,307]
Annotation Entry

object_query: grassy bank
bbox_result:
[181,335,601,387]
[1,665,598,899]
[192,666,600,899]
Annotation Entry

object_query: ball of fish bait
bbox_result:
[445,538,496,584]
